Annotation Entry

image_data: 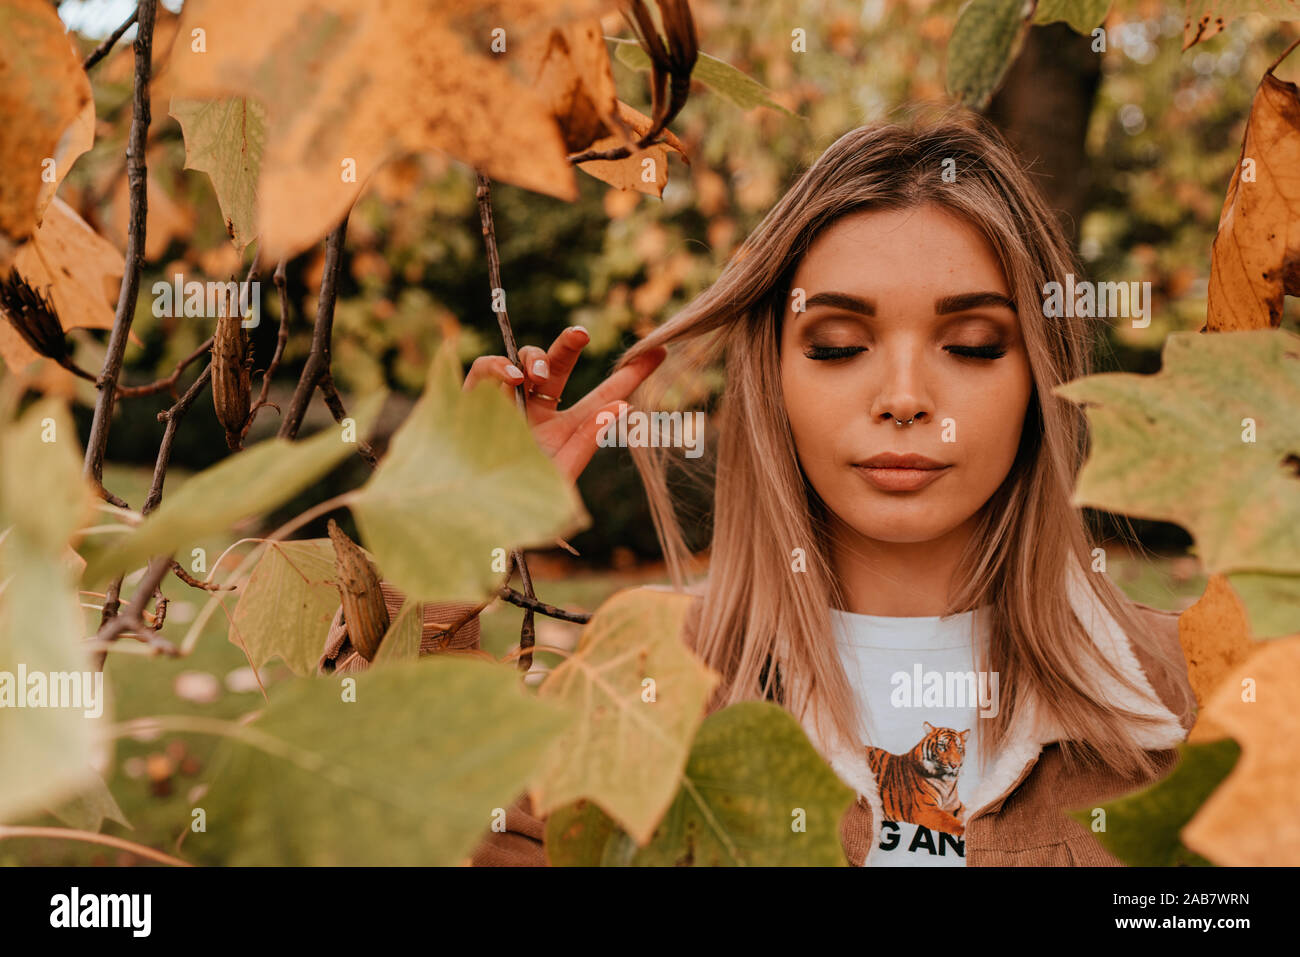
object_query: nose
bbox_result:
[867,343,934,427]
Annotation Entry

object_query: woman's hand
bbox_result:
[463,326,667,484]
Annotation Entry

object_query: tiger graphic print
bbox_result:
[864,722,970,836]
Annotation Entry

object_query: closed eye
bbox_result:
[803,345,865,361]
[946,344,1006,360]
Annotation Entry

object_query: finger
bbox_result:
[566,346,667,424]
[538,325,590,399]
[553,400,627,484]
[517,345,550,387]
[464,355,526,394]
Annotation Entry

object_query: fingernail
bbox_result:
[570,325,589,337]
[505,364,524,380]
[532,359,549,378]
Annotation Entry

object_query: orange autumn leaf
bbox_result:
[576,101,689,197]
[168,0,619,262]
[1205,67,1300,330]
[0,0,93,271]
[1179,575,1259,743]
[1181,635,1300,865]
[517,19,622,154]
[0,196,124,375]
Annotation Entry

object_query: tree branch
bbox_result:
[497,586,592,624]
[115,336,213,399]
[474,170,543,672]
[278,216,348,440]
[142,364,211,515]
[243,257,292,429]
[82,4,140,72]
[82,0,157,486]
[317,371,377,468]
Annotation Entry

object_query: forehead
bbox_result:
[791,204,1010,295]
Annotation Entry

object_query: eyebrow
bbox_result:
[802,290,1017,316]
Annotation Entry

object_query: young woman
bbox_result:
[324,112,1197,866]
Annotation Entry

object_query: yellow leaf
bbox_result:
[1206,70,1300,330]
[1179,575,1259,743]
[0,0,93,270]
[1182,635,1300,865]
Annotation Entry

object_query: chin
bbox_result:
[833,502,972,545]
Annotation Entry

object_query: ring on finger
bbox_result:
[530,389,560,403]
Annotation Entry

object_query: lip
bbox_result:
[852,453,951,492]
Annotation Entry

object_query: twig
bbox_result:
[83,0,157,486]
[278,216,348,440]
[497,586,592,624]
[115,336,213,399]
[0,825,191,867]
[171,560,234,592]
[92,483,131,510]
[474,170,541,672]
[94,555,177,651]
[246,258,292,425]
[318,371,378,468]
[82,4,140,71]
[141,365,211,515]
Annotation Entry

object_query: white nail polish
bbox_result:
[533,359,549,378]
[505,364,524,380]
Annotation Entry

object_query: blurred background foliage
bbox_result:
[48,0,1300,567]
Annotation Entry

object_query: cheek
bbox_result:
[957,367,1034,471]
[781,362,849,467]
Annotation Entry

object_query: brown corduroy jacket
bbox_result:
[320,574,1196,867]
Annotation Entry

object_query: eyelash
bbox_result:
[802,345,1008,361]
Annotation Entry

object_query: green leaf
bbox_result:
[945,0,1030,111]
[1066,738,1241,866]
[0,533,108,824]
[1033,0,1110,33]
[350,342,586,603]
[189,657,574,865]
[230,540,341,676]
[0,399,107,824]
[0,399,94,553]
[169,96,266,252]
[611,39,797,117]
[371,596,422,664]
[531,587,718,843]
[47,773,130,832]
[81,390,385,586]
[547,702,855,866]
[1056,330,1300,637]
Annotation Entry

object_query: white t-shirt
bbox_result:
[830,606,994,867]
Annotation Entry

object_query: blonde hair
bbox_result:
[617,108,1194,781]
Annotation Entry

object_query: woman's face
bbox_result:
[779,203,1034,546]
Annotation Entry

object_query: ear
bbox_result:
[923,720,935,733]
[960,729,971,741]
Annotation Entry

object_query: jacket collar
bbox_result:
[800,561,1188,836]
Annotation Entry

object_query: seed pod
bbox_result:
[328,519,389,661]
[0,271,67,362]
[211,311,250,449]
